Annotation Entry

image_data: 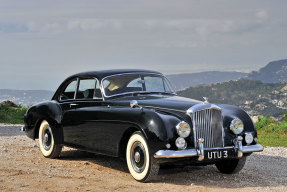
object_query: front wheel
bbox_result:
[215,156,247,174]
[38,120,62,158]
[126,132,159,182]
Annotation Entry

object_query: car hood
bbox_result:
[109,94,255,133]
[110,95,202,112]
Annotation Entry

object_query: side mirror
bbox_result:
[130,100,139,108]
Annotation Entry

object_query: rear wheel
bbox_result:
[215,156,247,174]
[38,120,62,158]
[126,132,159,182]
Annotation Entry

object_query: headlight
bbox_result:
[245,132,254,144]
[176,121,191,138]
[230,118,244,134]
[175,137,187,149]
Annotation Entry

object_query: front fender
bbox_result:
[218,104,257,145]
[140,109,182,154]
[101,107,182,155]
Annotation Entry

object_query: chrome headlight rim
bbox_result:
[176,121,191,138]
[230,118,244,135]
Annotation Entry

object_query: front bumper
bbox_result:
[154,136,264,160]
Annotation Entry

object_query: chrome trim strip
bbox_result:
[100,72,176,98]
[154,148,198,158]
[242,144,264,153]
[144,106,185,113]
[154,144,264,159]
[186,104,222,115]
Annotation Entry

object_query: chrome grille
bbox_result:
[192,108,224,148]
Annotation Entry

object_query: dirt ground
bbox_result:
[0,125,286,192]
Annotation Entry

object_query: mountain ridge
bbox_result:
[166,71,248,91]
[167,59,287,90]
[246,59,287,83]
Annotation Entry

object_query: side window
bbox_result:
[76,79,96,99]
[76,78,102,99]
[60,79,77,100]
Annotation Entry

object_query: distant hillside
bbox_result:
[167,71,247,91]
[247,59,287,83]
[167,59,287,91]
[177,80,287,119]
[0,89,54,106]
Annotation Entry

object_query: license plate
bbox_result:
[204,149,234,160]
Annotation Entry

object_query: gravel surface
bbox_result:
[0,125,286,192]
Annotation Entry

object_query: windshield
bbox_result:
[102,74,175,97]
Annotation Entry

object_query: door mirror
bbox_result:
[130,100,140,108]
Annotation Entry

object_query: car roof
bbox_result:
[52,69,164,100]
[69,69,163,80]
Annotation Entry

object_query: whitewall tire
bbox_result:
[38,120,62,158]
[126,131,159,182]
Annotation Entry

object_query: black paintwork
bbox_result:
[24,69,257,161]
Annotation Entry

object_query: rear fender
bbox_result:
[24,101,63,144]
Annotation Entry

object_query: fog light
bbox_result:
[166,143,171,149]
[245,132,254,145]
[175,137,187,150]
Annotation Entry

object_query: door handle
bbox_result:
[70,103,78,108]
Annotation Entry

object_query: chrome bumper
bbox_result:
[154,137,264,160]
[20,126,25,132]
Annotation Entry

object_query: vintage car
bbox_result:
[22,69,263,182]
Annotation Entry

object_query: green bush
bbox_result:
[255,117,276,130]
[255,115,287,147]
[0,105,27,124]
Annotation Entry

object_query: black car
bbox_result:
[23,69,263,182]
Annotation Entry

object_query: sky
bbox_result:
[0,0,287,90]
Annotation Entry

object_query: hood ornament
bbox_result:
[203,97,209,104]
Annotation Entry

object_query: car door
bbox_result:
[58,77,80,145]
[60,77,105,150]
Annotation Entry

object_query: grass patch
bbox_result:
[255,115,287,147]
[0,105,27,124]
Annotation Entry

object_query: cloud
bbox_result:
[0,0,286,90]
[0,23,28,33]
[256,9,268,21]
[154,41,199,48]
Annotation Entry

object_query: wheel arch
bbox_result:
[34,118,45,139]
[118,126,143,158]
[34,117,64,145]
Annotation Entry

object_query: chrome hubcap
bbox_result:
[134,152,141,163]
[44,133,49,142]
[130,141,146,173]
[42,126,52,151]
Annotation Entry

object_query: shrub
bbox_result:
[0,105,27,124]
